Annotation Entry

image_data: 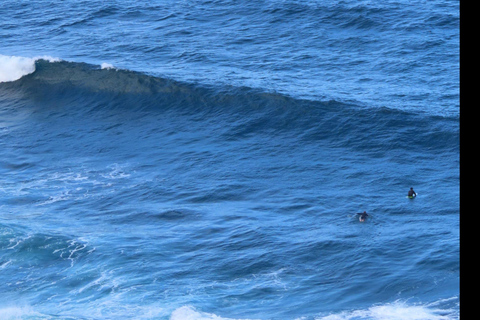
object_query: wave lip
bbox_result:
[0,54,60,83]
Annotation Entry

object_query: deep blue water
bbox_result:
[0,1,459,319]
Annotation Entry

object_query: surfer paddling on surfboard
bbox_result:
[407,187,417,199]
[356,211,369,222]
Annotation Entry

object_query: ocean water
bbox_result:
[0,1,459,319]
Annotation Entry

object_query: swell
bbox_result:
[0,59,459,155]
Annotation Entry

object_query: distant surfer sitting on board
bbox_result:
[407,187,416,198]
[356,211,369,222]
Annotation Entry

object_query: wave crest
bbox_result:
[0,55,60,83]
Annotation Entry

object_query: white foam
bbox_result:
[0,54,60,83]
[170,306,259,320]
[101,62,116,70]
[315,300,457,320]
[0,260,12,269]
[0,306,46,320]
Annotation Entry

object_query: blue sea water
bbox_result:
[0,1,459,319]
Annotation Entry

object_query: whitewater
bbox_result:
[1,1,459,319]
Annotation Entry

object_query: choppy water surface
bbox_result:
[0,1,459,319]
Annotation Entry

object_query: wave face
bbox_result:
[2,58,460,153]
[1,0,459,319]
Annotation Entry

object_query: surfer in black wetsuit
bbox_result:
[407,187,416,198]
[356,211,369,222]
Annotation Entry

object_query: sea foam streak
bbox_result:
[0,55,60,83]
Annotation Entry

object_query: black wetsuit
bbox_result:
[408,189,416,197]
[356,212,369,220]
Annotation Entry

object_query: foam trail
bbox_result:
[0,55,60,82]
